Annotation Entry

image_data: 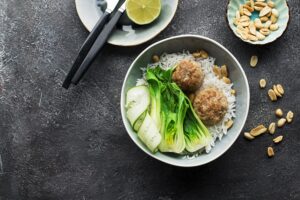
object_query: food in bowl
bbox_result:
[193,87,229,126]
[233,0,280,42]
[125,50,236,156]
[172,60,204,92]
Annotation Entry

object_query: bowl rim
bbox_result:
[120,34,250,167]
[226,0,290,45]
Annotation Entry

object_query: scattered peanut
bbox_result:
[250,125,268,137]
[276,84,284,95]
[273,135,283,144]
[268,122,276,134]
[267,147,275,157]
[268,89,277,101]
[275,108,283,117]
[277,118,286,128]
[273,85,282,97]
[259,79,266,88]
[250,55,258,67]
[244,132,255,140]
[232,2,290,158]
[286,111,294,123]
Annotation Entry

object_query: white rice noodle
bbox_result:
[136,51,236,154]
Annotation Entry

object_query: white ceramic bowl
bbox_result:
[121,35,250,167]
[227,0,290,45]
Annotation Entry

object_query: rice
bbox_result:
[136,51,236,154]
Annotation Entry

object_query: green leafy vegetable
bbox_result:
[125,66,212,154]
[158,82,188,153]
[145,68,164,130]
[146,66,212,154]
[146,68,187,153]
[184,100,212,153]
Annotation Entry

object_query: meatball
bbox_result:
[193,87,228,126]
[172,60,204,92]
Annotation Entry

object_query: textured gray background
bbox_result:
[0,0,299,199]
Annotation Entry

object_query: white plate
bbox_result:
[75,0,179,46]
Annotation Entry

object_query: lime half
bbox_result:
[126,0,161,25]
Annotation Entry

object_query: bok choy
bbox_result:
[126,66,212,154]
[146,67,212,154]
[184,100,212,153]
[158,82,188,153]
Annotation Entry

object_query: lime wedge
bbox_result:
[126,0,161,25]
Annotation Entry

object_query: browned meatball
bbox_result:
[193,87,228,126]
[172,60,204,92]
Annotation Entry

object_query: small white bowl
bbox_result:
[121,35,250,167]
[227,0,290,45]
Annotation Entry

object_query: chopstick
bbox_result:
[62,12,110,89]
[71,2,126,85]
[62,0,121,89]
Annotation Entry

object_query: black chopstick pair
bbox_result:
[62,1,126,89]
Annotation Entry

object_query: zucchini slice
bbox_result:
[126,86,150,126]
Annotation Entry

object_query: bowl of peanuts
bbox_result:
[227,0,289,45]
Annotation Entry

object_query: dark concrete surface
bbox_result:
[0,0,299,199]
